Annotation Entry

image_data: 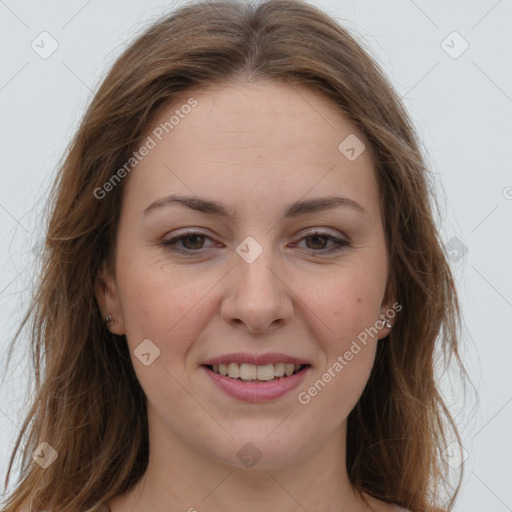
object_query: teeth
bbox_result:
[257,364,275,381]
[240,363,257,380]
[209,362,304,381]
[274,362,285,377]
[227,363,240,379]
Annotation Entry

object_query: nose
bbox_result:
[220,245,294,335]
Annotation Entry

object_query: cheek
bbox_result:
[299,308,378,419]
[301,264,384,340]
[115,256,218,358]
[294,266,382,412]
[113,263,210,409]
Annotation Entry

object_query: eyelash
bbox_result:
[161,229,350,256]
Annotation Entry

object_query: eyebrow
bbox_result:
[143,194,366,218]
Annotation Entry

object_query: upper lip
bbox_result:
[201,352,311,366]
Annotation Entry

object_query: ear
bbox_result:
[94,262,126,335]
[377,278,398,340]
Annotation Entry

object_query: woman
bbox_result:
[2,1,467,511]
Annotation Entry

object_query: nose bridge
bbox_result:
[221,237,293,333]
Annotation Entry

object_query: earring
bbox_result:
[380,314,392,329]
[104,314,113,329]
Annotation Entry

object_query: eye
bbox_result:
[293,229,350,255]
[160,228,350,257]
[161,230,216,254]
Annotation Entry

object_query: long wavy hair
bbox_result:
[2,1,467,511]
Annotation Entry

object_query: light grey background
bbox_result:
[0,0,511,510]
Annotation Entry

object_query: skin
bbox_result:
[96,79,400,512]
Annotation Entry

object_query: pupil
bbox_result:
[307,235,326,249]
[183,235,204,249]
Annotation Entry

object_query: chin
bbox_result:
[210,430,313,471]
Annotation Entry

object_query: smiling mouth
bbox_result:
[203,362,309,382]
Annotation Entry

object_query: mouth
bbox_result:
[203,362,310,382]
[201,361,311,403]
[200,352,312,402]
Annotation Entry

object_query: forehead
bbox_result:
[123,79,381,221]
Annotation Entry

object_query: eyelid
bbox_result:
[161,229,217,251]
[298,227,347,239]
[291,228,350,254]
[161,227,350,255]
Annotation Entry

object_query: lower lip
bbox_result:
[202,365,310,403]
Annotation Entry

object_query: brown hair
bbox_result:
[2,1,467,511]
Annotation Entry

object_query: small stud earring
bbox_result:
[380,315,392,329]
[104,314,113,329]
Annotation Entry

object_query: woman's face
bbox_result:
[99,79,394,469]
